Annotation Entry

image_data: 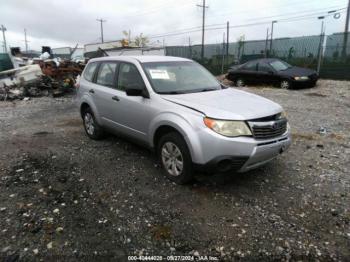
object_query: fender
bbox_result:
[148,112,205,164]
[79,94,103,126]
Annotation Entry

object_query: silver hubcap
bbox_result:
[161,142,184,176]
[281,81,289,89]
[84,113,95,135]
[236,79,244,87]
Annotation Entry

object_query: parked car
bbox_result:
[76,56,291,184]
[227,58,318,89]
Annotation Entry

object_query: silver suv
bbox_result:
[76,56,291,184]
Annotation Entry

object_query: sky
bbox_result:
[0,0,348,51]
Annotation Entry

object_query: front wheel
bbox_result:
[235,78,245,87]
[280,80,291,89]
[82,107,105,140]
[157,132,194,185]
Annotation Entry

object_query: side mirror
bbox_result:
[125,86,149,98]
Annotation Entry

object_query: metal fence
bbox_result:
[165,32,350,80]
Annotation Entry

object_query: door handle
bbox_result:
[89,89,95,94]
[112,96,120,101]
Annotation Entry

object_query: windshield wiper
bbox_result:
[199,88,218,92]
[158,91,184,94]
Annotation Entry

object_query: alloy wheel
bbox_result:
[84,113,95,135]
[161,142,184,176]
[236,79,245,87]
[281,80,290,89]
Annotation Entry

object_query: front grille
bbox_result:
[249,119,287,139]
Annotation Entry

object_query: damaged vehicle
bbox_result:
[227,58,318,89]
[76,56,291,184]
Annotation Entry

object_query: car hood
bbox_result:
[161,88,282,120]
[279,66,316,77]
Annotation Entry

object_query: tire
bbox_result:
[280,79,291,89]
[157,132,194,185]
[82,107,105,140]
[235,78,245,87]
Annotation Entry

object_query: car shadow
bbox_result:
[100,133,286,196]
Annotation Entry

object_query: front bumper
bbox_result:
[291,78,318,88]
[193,126,291,173]
[238,135,291,172]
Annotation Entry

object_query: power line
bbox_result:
[148,23,226,38]
[246,5,347,22]
[276,8,346,22]
[147,7,346,40]
[205,0,346,21]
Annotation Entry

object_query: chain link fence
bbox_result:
[165,32,350,80]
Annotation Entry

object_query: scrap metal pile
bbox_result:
[0,48,85,101]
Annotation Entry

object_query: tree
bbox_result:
[134,33,149,47]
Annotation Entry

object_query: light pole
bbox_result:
[1,25,7,53]
[317,16,325,74]
[270,20,277,55]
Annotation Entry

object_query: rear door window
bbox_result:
[117,63,145,91]
[258,62,272,72]
[83,62,98,82]
[96,62,118,87]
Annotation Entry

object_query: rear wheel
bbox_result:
[235,78,245,87]
[82,107,105,140]
[280,80,291,89]
[157,132,193,184]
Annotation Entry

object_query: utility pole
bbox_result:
[188,37,192,58]
[270,20,277,54]
[197,0,208,60]
[317,17,325,74]
[96,18,106,43]
[265,28,269,57]
[341,0,350,57]
[1,25,7,53]
[221,32,225,74]
[24,28,29,53]
[226,21,229,66]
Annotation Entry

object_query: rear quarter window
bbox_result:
[83,62,98,82]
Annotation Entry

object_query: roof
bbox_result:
[89,55,191,63]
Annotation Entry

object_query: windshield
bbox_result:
[142,61,221,94]
[269,60,292,71]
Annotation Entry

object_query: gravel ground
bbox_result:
[0,79,349,261]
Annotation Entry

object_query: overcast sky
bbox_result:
[0,0,348,51]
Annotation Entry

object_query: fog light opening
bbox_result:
[217,159,232,172]
[280,146,286,154]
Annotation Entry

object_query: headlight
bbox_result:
[294,76,309,80]
[277,110,287,119]
[203,117,252,137]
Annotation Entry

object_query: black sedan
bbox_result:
[226,58,318,89]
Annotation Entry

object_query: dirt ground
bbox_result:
[0,79,349,261]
